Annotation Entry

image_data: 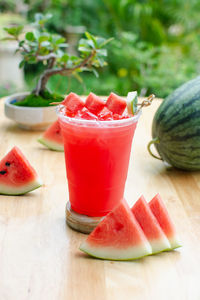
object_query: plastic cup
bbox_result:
[58,105,141,217]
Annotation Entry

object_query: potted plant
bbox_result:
[3,13,112,130]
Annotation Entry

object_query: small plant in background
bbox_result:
[3,13,112,106]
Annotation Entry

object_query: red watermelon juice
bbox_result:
[58,107,140,217]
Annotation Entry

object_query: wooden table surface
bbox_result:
[0,98,199,300]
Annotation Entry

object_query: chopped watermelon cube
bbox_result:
[62,92,84,113]
[85,93,105,115]
[65,110,76,118]
[106,92,127,115]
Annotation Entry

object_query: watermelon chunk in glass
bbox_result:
[80,200,152,261]
[85,93,105,115]
[0,146,42,195]
[149,194,182,249]
[106,92,127,115]
[38,120,64,152]
[131,195,171,253]
[62,92,84,114]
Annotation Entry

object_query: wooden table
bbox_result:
[0,98,199,300]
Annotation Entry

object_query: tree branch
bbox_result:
[37,53,57,61]
[33,50,96,95]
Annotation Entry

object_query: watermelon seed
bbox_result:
[5,162,10,166]
[0,170,7,175]
[115,222,124,231]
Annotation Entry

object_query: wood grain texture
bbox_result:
[0,98,199,300]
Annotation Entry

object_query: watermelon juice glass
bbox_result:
[58,106,140,217]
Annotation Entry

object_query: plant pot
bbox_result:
[4,92,57,131]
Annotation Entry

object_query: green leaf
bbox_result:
[55,37,66,45]
[98,37,114,48]
[41,41,51,47]
[70,56,79,61]
[91,68,99,77]
[96,49,107,56]
[19,40,25,47]
[96,57,105,67]
[78,46,92,53]
[60,54,69,63]
[4,25,23,37]
[38,35,49,43]
[28,56,37,64]
[85,31,98,48]
[19,60,25,68]
[25,32,35,41]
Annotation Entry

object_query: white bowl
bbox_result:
[4,92,58,130]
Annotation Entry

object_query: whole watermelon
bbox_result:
[148,76,200,171]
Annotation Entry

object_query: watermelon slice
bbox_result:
[149,194,181,249]
[80,200,152,261]
[106,92,127,115]
[131,195,171,253]
[85,93,105,115]
[0,146,42,195]
[62,92,84,114]
[38,120,64,151]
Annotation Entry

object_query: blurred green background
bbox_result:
[1,0,200,98]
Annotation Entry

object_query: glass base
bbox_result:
[66,202,104,234]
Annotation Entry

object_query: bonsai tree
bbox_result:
[3,13,112,106]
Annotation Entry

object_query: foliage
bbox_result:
[2,0,200,98]
[3,13,112,97]
[13,90,63,107]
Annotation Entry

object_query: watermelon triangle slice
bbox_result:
[0,146,42,195]
[38,120,64,151]
[80,200,152,260]
[149,194,181,249]
[131,195,171,253]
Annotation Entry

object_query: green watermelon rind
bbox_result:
[168,236,182,250]
[151,76,200,170]
[145,238,171,254]
[0,178,42,195]
[38,137,64,152]
[80,241,152,261]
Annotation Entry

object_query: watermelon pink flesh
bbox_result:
[38,120,64,151]
[62,92,84,113]
[149,194,181,249]
[80,200,152,260]
[106,92,127,115]
[85,92,105,115]
[131,195,171,253]
[0,146,42,195]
